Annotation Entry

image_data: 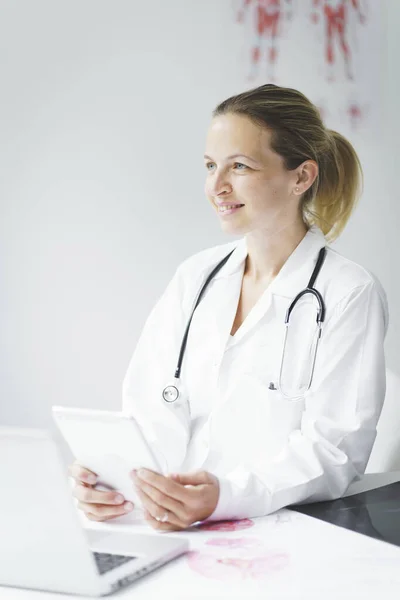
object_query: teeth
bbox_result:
[218,205,242,212]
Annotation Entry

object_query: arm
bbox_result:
[351,0,367,23]
[311,0,321,23]
[237,0,253,23]
[210,280,388,520]
[122,263,189,472]
[285,0,294,21]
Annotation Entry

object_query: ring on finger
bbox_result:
[155,511,169,523]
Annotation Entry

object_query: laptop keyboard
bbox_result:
[92,551,137,575]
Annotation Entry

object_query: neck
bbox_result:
[244,221,308,285]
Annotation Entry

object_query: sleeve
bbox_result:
[209,280,389,521]
[121,263,189,471]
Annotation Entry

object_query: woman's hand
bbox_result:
[132,468,220,531]
[68,462,134,522]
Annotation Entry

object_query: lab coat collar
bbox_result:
[212,225,328,298]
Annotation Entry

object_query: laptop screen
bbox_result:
[291,482,400,548]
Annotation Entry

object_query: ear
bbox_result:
[293,160,318,196]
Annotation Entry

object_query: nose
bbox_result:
[208,169,232,198]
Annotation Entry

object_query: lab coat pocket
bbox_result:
[211,373,305,465]
[250,374,305,455]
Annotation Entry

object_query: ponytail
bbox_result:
[304,130,363,242]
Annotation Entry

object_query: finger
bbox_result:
[134,478,190,526]
[143,508,187,532]
[68,463,97,485]
[134,486,187,529]
[78,501,134,521]
[73,484,126,506]
[133,469,189,503]
[169,470,211,487]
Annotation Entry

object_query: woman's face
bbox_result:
[204,113,301,236]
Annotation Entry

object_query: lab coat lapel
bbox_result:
[205,237,275,350]
[211,270,244,356]
[202,226,327,355]
[193,237,246,358]
[268,226,327,298]
[228,287,275,345]
[210,226,327,349]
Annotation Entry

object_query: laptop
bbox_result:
[0,426,189,596]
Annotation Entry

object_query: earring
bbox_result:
[295,187,299,193]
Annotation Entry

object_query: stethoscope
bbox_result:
[162,245,327,404]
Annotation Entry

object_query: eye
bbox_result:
[205,162,216,171]
[233,162,248,170]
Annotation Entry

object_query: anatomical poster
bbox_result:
[231,0,385,133]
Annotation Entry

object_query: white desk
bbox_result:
[2,472,400,600]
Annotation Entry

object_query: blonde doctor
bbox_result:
[70,84,388,531]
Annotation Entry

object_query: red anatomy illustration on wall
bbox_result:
[311,0,367,81]
[232,0,376,131]
[236,0,293,80]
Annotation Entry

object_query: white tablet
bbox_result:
[52,406,163,506]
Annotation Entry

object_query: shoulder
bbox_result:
[325,247,379,289]
[175,239,238,279]
[323,247,388,328]
[164,239,239,312]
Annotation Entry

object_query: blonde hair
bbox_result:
[213,84,363,241]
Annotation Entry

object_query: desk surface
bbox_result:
[3,473,400,600]
[293,481,400,548]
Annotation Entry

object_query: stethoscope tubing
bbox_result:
[163,245,327,403]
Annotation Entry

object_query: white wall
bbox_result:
[336,0,400,376]
[1,0,399,431]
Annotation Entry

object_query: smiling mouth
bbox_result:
[217,204,245,212]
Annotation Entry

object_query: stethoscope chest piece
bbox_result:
[162,377,191,429]
[162,383,180,403]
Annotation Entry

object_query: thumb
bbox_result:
[168,470,210,486]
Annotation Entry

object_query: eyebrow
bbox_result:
[203,153,259,164]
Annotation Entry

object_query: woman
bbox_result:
[70,84,388,531]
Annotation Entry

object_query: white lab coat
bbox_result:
[122,226,388,521]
